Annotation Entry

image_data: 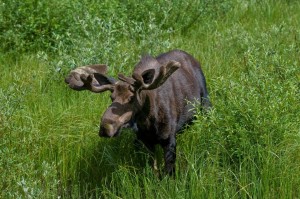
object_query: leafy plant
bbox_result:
[0,0,300,198]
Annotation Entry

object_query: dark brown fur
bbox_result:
[65,50,211,175]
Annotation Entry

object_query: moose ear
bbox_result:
[136,60,180,90]
[141,69,155,85]
[65,64,115,93]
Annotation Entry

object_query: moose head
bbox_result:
[65,56,180,137]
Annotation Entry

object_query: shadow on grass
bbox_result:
[75,130,151,198]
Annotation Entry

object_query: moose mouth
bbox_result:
[99,125,120,138]
[99,120,137,138]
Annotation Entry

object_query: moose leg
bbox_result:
[134,136,158,172]
[143,144,157,172]
[161,135,176,175]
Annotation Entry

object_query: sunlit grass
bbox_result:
[0,0,300,198]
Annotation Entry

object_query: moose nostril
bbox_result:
[99,126,107,137]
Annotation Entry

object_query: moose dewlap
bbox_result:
[65,49,211,175]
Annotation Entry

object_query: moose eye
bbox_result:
[128,95,134,102]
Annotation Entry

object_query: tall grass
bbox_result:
[1,0,299,198]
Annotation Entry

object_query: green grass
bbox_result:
[1,0,300,198]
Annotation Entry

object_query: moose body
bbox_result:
[65,50,210,174]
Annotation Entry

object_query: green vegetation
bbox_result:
[1,0,299,198]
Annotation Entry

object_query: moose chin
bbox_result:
[65,49,211,175]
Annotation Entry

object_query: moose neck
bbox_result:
[135,90,152,121]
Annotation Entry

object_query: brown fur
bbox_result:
[65,50,211,175]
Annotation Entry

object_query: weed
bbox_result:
[1,0,300,198]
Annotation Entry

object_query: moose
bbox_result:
[65,50,211,175]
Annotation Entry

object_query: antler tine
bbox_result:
[90,84,114,93]
[118,74,136,85]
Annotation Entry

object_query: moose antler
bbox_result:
[118,74,136,85]
[65,64,115,92]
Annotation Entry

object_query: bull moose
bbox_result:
[65,50,211,175]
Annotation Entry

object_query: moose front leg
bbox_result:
[134,136,158,173]
[161,135,176,175]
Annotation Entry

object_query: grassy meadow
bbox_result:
[1,0,300,198]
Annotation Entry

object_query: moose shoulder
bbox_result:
[65,50,211,175]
